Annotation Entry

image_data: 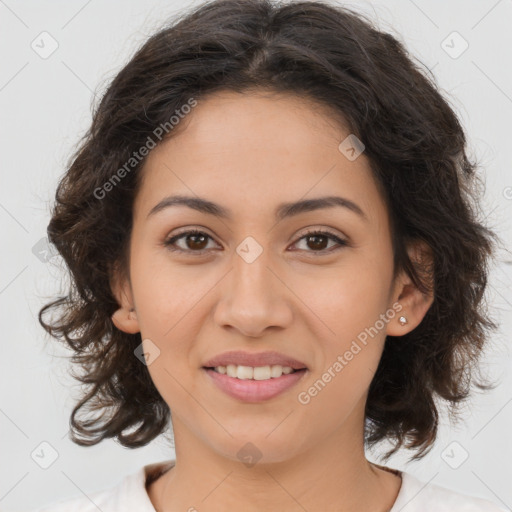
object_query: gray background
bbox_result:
[1,0,511,510]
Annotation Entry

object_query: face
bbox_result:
[112,89,426,464]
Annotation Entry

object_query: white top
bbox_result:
[30,461,508,512]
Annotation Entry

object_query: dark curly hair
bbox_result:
[39,0,500,461]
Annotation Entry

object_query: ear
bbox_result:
[110,262,140,335]
[386,240,434,336]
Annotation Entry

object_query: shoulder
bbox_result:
[28,466,156,512]
[392,471,509,512]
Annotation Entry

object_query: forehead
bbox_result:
[135,90,386,227]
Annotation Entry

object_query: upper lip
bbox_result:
[203,350,308,370]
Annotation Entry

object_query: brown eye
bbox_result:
[304,234,329,251]
[164,229,216,253]
[292,230,348,254]
[185,233,208,250]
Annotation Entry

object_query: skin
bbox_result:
[111,89,433,512]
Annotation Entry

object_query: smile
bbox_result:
[203,365,308,402]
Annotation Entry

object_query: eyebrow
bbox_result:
[147,194,368,222]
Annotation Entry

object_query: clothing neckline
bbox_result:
[144,460,175,489]
[371,461,402,477]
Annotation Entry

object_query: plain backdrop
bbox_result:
[1,0,511,510]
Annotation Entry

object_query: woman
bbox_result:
[34,0,507,510]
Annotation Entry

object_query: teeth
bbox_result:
[214,364,297,380]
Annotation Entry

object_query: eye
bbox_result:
[163,228,348,255]
[164,229,218,254]
[291,229,348,255]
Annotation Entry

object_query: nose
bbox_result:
[213,245,293,338]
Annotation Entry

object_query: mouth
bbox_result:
[202,363,308,402]
[201,350,309,402]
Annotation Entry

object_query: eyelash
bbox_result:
[163,228,348,256]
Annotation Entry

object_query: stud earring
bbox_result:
[398,315,408,326]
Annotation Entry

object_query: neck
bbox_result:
[147,415,402,512]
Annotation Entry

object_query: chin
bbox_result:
[209,430,307,467]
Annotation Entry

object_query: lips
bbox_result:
[202,350,308,370]
[204,367,307,402]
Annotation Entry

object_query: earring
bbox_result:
[398,315,408,326]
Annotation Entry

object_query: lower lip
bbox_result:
[203,368,307,402]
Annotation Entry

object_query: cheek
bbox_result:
[296,273,389,424]
[131,249,207,335]
[293,253,392,339]
[130,249,218,371]
[294,254,392,394]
